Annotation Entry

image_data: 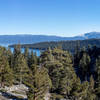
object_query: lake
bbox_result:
[0,43,41,56]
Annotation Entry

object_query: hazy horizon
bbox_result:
[0,31,100,37]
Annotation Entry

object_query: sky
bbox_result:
[0,0,100,37]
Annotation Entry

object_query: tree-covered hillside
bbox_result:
[10,38,100,53]
[1,44,100,99]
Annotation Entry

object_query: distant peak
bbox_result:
[85,32,100,35]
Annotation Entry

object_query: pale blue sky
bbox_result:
[0,0,100,37]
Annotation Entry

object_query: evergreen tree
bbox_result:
[27,64,52,100]
[74,40,81,70]
[28,51,38,67]
[44,61,63,92]
[79,52,91,81]
[13,44,21,57]
[24,47,29,63]
[95,57,100,97]
[41,48,80,99]
[12,44,29,84]
[87,76,96,100]
[40,47,54,63]
[6,48,13,68]
[0,55,13,87]
[72,81,95,100]
[13,53,29,84]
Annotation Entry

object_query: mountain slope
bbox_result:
[9,38,100,53]
[84,32,100,39]
[0,32,100,44]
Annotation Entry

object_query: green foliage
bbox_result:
[13,44,29,84]
[27,64,52,100]
[1,44,100,100]
[20,38,100,53]
[41,48,81,99]
[13,54,29,84]
[79,52,91,80]
[0,48,13,87]
[24,47,29,63]
[95,57,100,97]
[28,51,38,67]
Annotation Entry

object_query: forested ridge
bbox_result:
[9,38,100,53]
[1,44,100,100]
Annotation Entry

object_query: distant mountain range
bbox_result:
[0,32,100,45]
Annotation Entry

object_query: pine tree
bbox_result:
[13,53,29,84]
[6,48,13,68]
[27,64,37,100]
[27,64,52,100]
[0,55,13,87]
[87,76,96,100]
[12,44,29,84]
[76,80,96,100]
[44,61,63,92]
[74,40,80,68]
[58,52,79,98]
[40,47,54,63]
[95,57,100,97]
[13,44,21,57]
[79,52,91,81]
[47,47,54,61]
[41,48,80,99]
[71,77,82,99]
[24,47,29,63]
[28,51,38,67]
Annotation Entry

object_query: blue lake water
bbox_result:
[0,43,41,56]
